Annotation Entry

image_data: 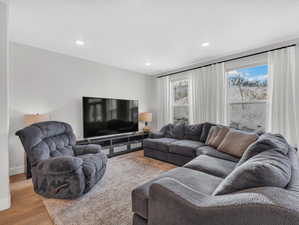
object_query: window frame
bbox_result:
[169,75,193,124]
[225,61,268,131]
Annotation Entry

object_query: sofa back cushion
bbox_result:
[162,123,185,139]
[206,126,229,148]
[184,124,203,141]
[217,129,258,158]
[238,133,290,166]
[213,150,292,195]
[200,122,215,142]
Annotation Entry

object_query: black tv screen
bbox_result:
[83,97,139,138]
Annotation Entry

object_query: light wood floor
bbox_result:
[0,151,175,225]
[0,173,53,225]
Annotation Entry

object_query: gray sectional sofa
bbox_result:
[132,123,299,225]
[144,122,239,165]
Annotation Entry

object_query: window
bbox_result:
[170,78,192,124]
[227,64,268,131]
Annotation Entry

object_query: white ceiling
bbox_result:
[9,0,299,75]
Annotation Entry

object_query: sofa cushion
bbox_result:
[143,138,177,152]
[184,124,203,141]
[184,155,236,178]
[286,147,299,191]
[148,131,164,139]
[196,146,240,162]
[132,167,222,219]
[172,123,185,139]
[168,140,205,157]
[217,129,258,158]
[199,122,215,142]
[206,126,229,148]
[213,150,292,195]
[164,123,185,139]
[238,133,291,166]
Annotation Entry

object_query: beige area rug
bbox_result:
[43,151,175,225]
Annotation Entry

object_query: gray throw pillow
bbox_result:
[160,124,173,138]
[238,133,290,166]
[213,150,292,195]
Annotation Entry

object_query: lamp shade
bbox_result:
[139,112,152,122]
[24,114,49,126]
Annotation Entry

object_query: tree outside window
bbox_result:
[227,64,268,131]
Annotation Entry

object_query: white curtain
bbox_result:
[267,46,298,146]
[157,76,171,129]
[192,63,227,124]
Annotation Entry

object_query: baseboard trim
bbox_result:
[0,195,11,211]
[9,166,24,175]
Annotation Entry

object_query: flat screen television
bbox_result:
[83,97,139,138]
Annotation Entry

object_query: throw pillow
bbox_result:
[206,126,229,148]
[213,150,292,195]
[217,129,258,158]
[161,124,173,138]
[237,133,290,166]
[200,122,215,142]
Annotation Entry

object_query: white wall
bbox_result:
[9,43,156,175]
[0,1,11,210]
[296,40,299,86]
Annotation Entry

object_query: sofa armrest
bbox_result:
[36,156,83,175]
[148,178,299,225]
[73,144,102,156]
[148,131,164,139]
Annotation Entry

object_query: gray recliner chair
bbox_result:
[16,121,107,199]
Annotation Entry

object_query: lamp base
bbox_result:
[143,126,151,133]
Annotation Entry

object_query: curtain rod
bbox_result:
[157,43,297,78]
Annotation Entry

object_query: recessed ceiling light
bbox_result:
[201,42,210,47]
[76,40,85,46]
[145,62,152,66]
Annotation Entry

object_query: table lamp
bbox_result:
[139,112,152,133]
[24,114,49,126]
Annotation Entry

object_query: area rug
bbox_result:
[43,151,175,225]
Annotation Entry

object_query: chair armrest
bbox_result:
[73,144,102,156]
[34,156,85,199]
[149,131,164,139]
[36,156,83,175]
[148,178,299,225]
